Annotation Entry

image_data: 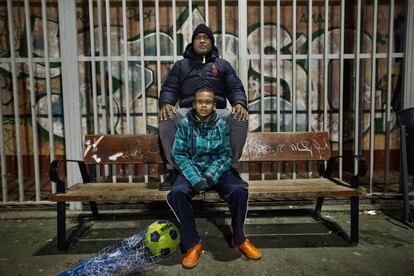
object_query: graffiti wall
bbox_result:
[0,1,404,177]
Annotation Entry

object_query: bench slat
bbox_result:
[243,132,331,161]
[82,131,331,164]
[83,134,165,164]
[49,178,363,202]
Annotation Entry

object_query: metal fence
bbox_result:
[0,0,412,205]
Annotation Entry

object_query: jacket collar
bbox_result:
[187,109,218,126]
[183,44,219,62]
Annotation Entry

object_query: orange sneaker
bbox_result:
[182,243,204,269]
[238,239,262,260]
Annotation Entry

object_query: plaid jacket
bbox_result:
[172,109,233,192]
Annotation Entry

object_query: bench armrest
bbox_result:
[324,155,367,182]
[49,159,90,193]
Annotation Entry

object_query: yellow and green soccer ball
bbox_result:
[144,220,180,258]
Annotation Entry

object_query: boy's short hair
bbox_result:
[194,88,215,98]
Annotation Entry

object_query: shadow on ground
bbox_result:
[34,208,352,259]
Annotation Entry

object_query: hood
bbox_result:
[192,24,215,45]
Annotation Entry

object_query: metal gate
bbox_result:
[0,0,413,204]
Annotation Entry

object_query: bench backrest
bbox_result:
[83,134,165,165]
[83,131,331,165]
[242,132,331,162]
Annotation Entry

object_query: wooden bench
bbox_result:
[49,131,366,250]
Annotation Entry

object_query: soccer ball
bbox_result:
[144,220,180,258]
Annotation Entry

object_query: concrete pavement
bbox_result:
[0,202,413,276]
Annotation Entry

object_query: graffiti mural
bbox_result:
[0,1,404,162]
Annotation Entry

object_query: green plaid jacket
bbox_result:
[172,110,233,192]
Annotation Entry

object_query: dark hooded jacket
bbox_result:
[158,43,247,109]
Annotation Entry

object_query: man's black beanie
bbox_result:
[192,24,215,45]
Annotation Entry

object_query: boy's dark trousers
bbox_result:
[167,171,248,253]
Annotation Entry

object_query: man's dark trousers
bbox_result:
[167,171,248,253]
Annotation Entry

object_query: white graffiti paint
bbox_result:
[109,152,124,161]
[248,137,274,158]
[83,139,92,157]
[92,154,101,163]
[289,142,314,157]
[92,136,104,148]
[276,144,285,155]
[121,149,143,160]
[311,137,329,151]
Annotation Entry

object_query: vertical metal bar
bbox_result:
[369,0,378,194]
[260,0,264,129]
[97,0,108,179]
[58,0,83,210]
[155,0,163,183]
[276,0,281,180]
[42,0,56,194]
[354,0,362,174]
[0,82,6,202]
[292,0,297,179]
[402,0,414,109]
[139,0,147,133]
[221,0,225,58]
[238,0,248,88]
[105,0,114,135]
[323,0,329,132]
[122,0,132,183]
[238,0,248,181]
[307,0,312,134]
[6,0,24,202]
[189,0,193,32]
[24,0,41,201]
[97,0,107,135]
[307,0,313,178]
[88,0,98,135]
[292,0,297,133]
[384,0,395,192]
[122,0,130,135]
[155,0,161,99]
[139,0,148,182]
[323,0,330,181]
[339,0,345,180]
[260,0,264,180]
[87,0,102,184]
[105,0,116,183]
[400,125,412,223]
[205,0,209,26]
[172,0,177,61]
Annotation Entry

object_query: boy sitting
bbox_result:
[166,88,262,269]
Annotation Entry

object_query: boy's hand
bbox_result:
[232,104,248,121]
[159,104,176,121]
[193,179,208,194]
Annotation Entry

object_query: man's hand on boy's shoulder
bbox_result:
[159,104,176,121]
[232,104,248,121]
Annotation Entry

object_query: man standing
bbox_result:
[167,88,262,269]
[158,24,248,191]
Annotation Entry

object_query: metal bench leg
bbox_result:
[350,196,359,243]
[89,201,99,219]
[314,197,324,217]
[401,125,413,224]
[57,201,66,250]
